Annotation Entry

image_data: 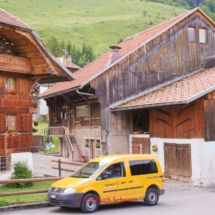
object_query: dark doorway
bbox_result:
[133,109,149,134]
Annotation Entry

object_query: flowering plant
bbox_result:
[7,127,20,133]
[96,143,100,148]
[6,90,17,95]
[101,141,106,145]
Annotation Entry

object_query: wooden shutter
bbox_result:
[0,137,5,151]
[18,114,28,132]
[0,76,4,95]
[0,114,5,133]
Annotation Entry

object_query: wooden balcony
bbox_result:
[49,126,65,137]
[0,54,31,74]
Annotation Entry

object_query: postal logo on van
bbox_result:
[105,182,119,188]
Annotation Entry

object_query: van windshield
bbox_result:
[70,162,108,179]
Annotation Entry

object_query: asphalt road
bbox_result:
[1,185,215,215]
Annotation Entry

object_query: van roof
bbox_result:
[90,154,158,163]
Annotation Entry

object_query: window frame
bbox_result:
[5,77,16,93]
[199,28,207,44]
[6,115,17,131]
[188,26,196,43]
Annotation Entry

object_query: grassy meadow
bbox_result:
[0,0,187,56]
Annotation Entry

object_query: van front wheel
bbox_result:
[144,188,159,206]
[80,193,99,213]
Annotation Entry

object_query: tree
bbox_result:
[66,41,72,56]
[60,40,65,50]
[46,35,61,57]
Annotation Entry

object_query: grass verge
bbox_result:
[0,181,55,205]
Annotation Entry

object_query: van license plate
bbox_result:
[51,195,56,199]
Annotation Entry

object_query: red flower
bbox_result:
[12,90,14,92]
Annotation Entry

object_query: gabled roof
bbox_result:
[0,7,31,29]
[56,57,81,70]
[0,8,76,83]
[40,7,212,98]
[112,68,215,110]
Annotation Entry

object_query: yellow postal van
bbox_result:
[48,154,165,213]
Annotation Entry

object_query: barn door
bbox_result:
[132,137,151,154]
[164,143,192,182]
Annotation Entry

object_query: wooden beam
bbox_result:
[46,98,55,105]
[51,160,83,166]
[52,167,75,172]
[61,94,74,105]
[0,190,49,197]
[0,177,63,184]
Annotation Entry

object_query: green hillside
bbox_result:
[0,0,187,56]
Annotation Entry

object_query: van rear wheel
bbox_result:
[144,188,159,206]
[80,193,99,213]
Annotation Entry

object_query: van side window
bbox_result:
[129,160,158,176]
[98,162,125,180]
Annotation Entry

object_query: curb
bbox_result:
[0,201,52,212]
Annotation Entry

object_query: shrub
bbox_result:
[0,200,10,207]
[4,160,34,188]
[142,9,147,16]
[156,10,161,17]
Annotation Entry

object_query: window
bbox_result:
[6,115,16,130]
[76,105,89,117]
[5,78,15,92]
[199,28,207,43]
[129,160,158,176]
[99,162,125,180]
[0,157,7,172]
[32,92,37,104]
[188,27,196,42]
[71,162,107,179]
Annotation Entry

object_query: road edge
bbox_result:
[0,201,53,211]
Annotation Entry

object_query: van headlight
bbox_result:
[64,187,76,194]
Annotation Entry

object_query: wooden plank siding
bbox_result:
[91,11,215,131]
[164,143,192,182]
[150,98,205,138]
[204,90,215,141]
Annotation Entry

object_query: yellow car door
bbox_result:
[126,160,148,199]
[99,162,127,204]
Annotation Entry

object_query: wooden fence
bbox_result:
[0,177,63,197]
[51,159,83,177]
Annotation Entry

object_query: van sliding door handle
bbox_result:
[129,181,133,183]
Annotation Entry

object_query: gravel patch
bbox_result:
[33,153,81,178]
[164,179,203,192]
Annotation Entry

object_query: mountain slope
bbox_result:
[0,0,187,55]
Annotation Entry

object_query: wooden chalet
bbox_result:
[40,7,215,186]
[0,8,75,172]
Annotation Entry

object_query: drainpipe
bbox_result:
[76,89,97,97]
[105,110,112,155]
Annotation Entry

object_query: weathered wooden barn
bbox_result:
[40,7,215,186]
[0,8,75,172]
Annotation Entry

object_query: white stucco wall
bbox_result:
[129,136,215,187]
[39,86,48,116]
[11,152,33,172]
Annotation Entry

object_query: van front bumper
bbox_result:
[48,190,84,208]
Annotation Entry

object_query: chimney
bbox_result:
[67,55,72,62]
[105,45,121,67]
